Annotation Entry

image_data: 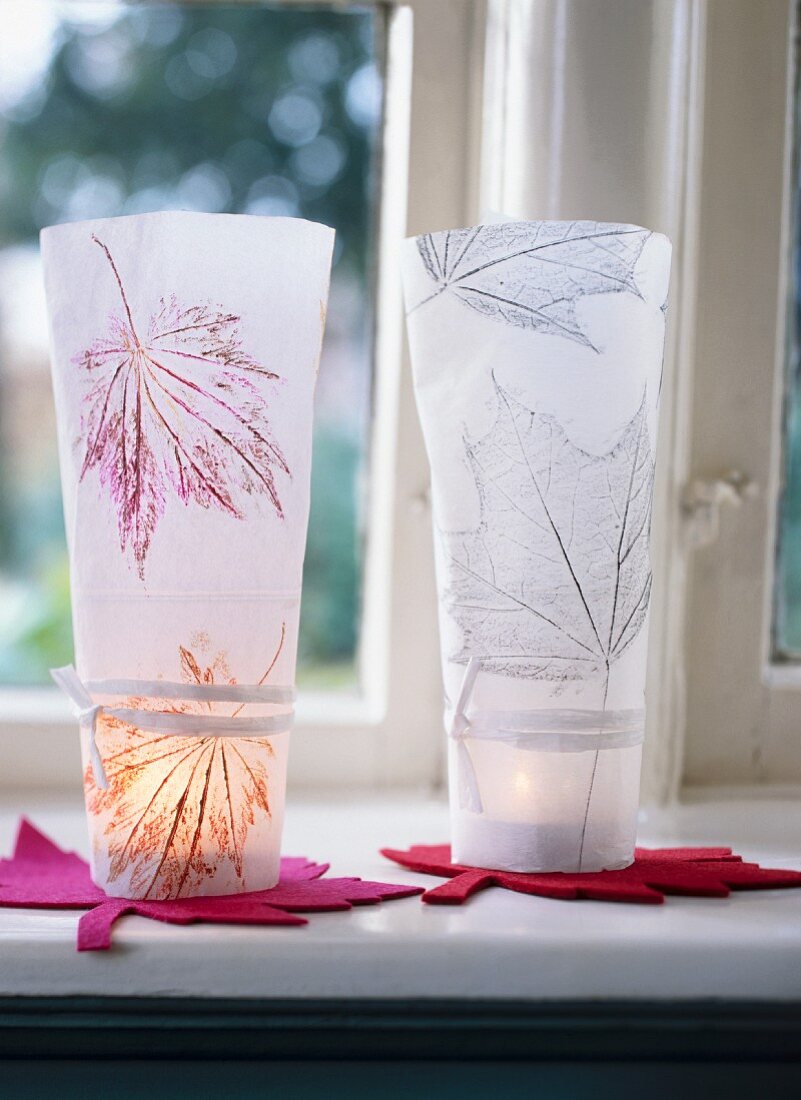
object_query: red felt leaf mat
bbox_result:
[381,843,801,905]
[0,819,422,951]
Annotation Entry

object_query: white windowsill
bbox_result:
[0,792,798,1001]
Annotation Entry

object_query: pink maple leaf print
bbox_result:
[75,235,289,578]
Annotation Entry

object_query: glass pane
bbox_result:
[775,47,801,657]
[0,0,383,689]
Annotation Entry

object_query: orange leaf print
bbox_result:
[86,626,287,900]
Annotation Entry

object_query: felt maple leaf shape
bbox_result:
[381,844,801,905]
[0,820,422,952]
[76,235,289,577]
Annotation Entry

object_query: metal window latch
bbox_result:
[681,469,758,548]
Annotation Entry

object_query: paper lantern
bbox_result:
[403,220,670,872]
[43,212,334,899]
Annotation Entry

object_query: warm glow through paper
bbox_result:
[43,212,334,898]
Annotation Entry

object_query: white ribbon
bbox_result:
[448,658,645,814]
[450,658,484,814]
[51,665,295,791]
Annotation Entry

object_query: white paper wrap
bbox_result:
[43,212,334,898]
[403,220,670,872]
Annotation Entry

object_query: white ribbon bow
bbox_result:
[448,658,645,815]
[51,665,295,791]
[449,658,484,814]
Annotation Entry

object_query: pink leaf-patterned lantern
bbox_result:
[42,212,334,900]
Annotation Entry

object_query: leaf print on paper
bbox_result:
[75,235,289,578]
[85,625,287,900]
[411,221,651,349]
[442,376,654,705]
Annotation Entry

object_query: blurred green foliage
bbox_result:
[0,2,380,685]
[776,341,801,653]
[0,556,73,684]
[299,429,361,667]
[0,3,379,262]
[775,94,801,656]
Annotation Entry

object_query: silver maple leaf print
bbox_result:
[442,375,654,705]
[410,221,651,349]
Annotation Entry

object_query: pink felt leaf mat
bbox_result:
[381,843,801,905]
[0,819,422,951]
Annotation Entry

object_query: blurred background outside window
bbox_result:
[0,0,383,691]
[775,45,801,658]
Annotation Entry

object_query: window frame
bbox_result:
[480,0,801,799]
[22,0,792,800]
[0,0,488,792]
[679,0,801,791]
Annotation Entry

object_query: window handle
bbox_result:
[681,470,758,548]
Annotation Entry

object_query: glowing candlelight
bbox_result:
[43,212,334,898]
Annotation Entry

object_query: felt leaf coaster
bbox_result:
[0,818,422,951]
[381,843,801,905]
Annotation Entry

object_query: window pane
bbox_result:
[775,42,801,657]
[0,1,382,689]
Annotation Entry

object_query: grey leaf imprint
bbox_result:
[442,376,654,701]
[413,221,651,349]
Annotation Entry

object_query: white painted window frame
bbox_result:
[0,0,487,791]
[480,0,801,798]
[12,0,791,801]
[680,0,801,792]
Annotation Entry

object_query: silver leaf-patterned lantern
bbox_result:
[403,220,671,873]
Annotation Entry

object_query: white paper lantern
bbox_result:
[43,212,334,899]
[403,220,670,872]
